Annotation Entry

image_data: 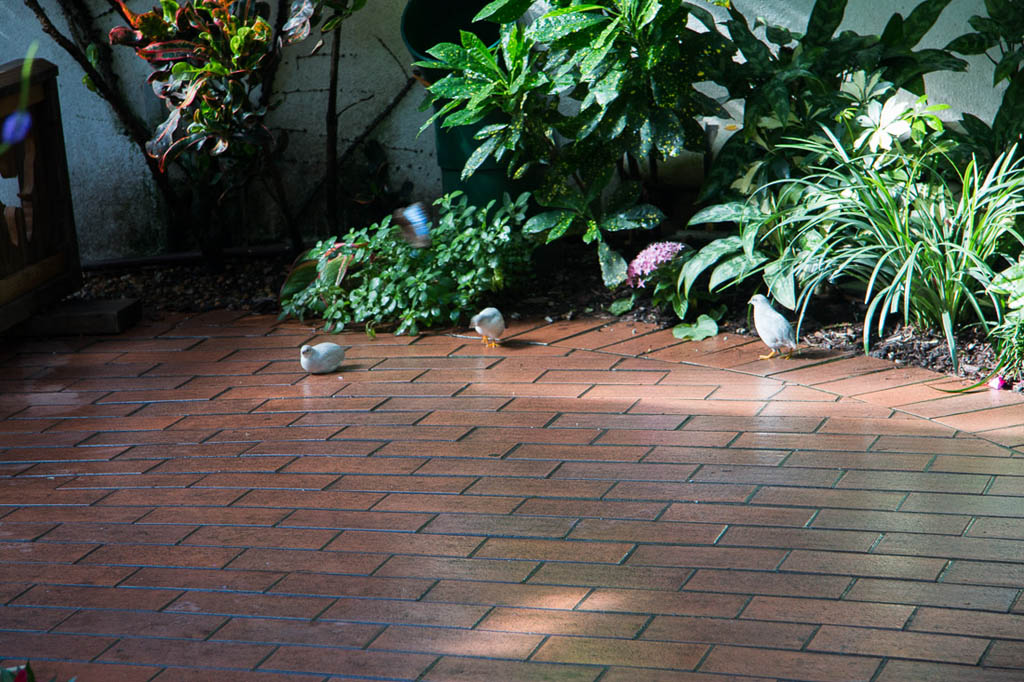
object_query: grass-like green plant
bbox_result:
[278,192,533,335]
[765,132,1024,370]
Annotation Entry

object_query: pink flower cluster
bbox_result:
[626,241,687,288]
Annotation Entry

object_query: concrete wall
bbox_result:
[0,0,994,262]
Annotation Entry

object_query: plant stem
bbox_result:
[326,26,341,232]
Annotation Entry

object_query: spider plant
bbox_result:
[777,132,1024,370]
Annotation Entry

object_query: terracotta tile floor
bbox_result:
[2,311,1024,681]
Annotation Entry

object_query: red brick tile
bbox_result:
[480,606,646,637]
[733,432,876,451]
[13,584,178,610]
[234,489,382,509]
[553,462,699,481]
[751,486,905,510]
[878,660,1024,681]
[39,521,195,544]
[692,464,842,487]
[227,546,383,574]
[596,429,736,447]
[628,545,785,570]
[781,550,946,580]
[138,506,289,526]
[466,477,612,498]
[271,572,433,599]
[840,469,991,493]
[0,522,56,541]
[760,398,894,418]
[968,516,1024,540]
[0,563,135,587]
[630,398,765,416]
[642,614,814,649]
[372,623,543,658]
[476,537,632,563]
[911,607,1024,639]
[943,560,1024,588]
[0,604,75,631]
[0,540,96,563]
[720,526,879,552]
[320,597,488,627]
[532,635,706,670]
[742,595,912,627]
[984,640,1024,667]
[194,472,338,489]
[584,384,716,400]
[27,661,162,682]
[645,445,788,466]
[423,656,600,682]
[579,587,746,617]
[55,608,224,639]
[372,493,523,514]
[280,509,432,531]
[608,481,756,503]
[166,590,333,619]
[685,415,823,433]
[932,456,1024,476]
[120,566,282,591]
[811,509,970,534]
[510,443,649,462]
[82,543,242,568]
[0,631,117,661]
[461,382,590,397]
[183,525,337,549]
[569,519,723,544]
[661,502,814,527]
[100,637,274,668]
[874,435,1009,456]
[211,616,379,647]
[783,449,932,470]
[253,396,386,412]
[809,624,987,664]
[422,513,575,538]
[901,492,1024,517]
[848,578,1018,612]
[601,668,762,682]
[701,644,881,680]
[376,441,515,458]
[259,644,434,679]
[878,532,1024,563]
[375,555,537,582]
[514,498,666,520]
[528,562,692,590]
[322,530,482,557]
[424,580,588,609]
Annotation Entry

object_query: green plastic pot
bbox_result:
[400,0,518,206]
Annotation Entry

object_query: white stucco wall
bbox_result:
[0,0,996,262]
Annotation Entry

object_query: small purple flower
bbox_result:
[1,111,31,146]
[626,241,686,288]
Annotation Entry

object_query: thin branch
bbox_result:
[295,76,417,223]
[376,36,409,79]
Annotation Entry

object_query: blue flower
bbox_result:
[1,111,32,146]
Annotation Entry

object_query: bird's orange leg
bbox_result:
[759,349,778,360]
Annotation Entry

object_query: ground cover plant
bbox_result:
[278,191,533,334]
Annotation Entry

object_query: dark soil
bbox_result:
[66,245,998,382]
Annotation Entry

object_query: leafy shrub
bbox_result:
[279,192,533,335]
[419,0,733,286]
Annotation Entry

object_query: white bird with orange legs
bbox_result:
[749,294,798,359]
[471,307,505,348]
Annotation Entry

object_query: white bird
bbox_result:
[300,342,346,374]
[471,307,505,348]
[749,294,797,359]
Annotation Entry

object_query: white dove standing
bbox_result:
[749,294,797,359]
[300,342,346,374]
[471,307,505,348]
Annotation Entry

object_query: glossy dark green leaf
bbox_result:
[902,0,952,46]
[527,10,605,43]
[688,202,764,226]
[945,32,994,55]
[474,0,536,23]
[523,209,574,234]
[804,0,847,47]
[680,235,742,299]
[609,293,636,315]
[462,136,500,179]
[598,240,628,287]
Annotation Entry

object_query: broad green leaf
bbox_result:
[804,0,848,47]
[523,209,574,234]
[764,260,797,310]
[680,235,742,299]
[688,202,763,225]
[609,294,636,315]
[672,314,718,340]
[474,0,536,23]
[902,0,953,46]
[709,252,766,291]
[462,136,500,179]
[598,240,628,287]
[601,204,664,232]
[527,11,605,43]
[945,32,993,55]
